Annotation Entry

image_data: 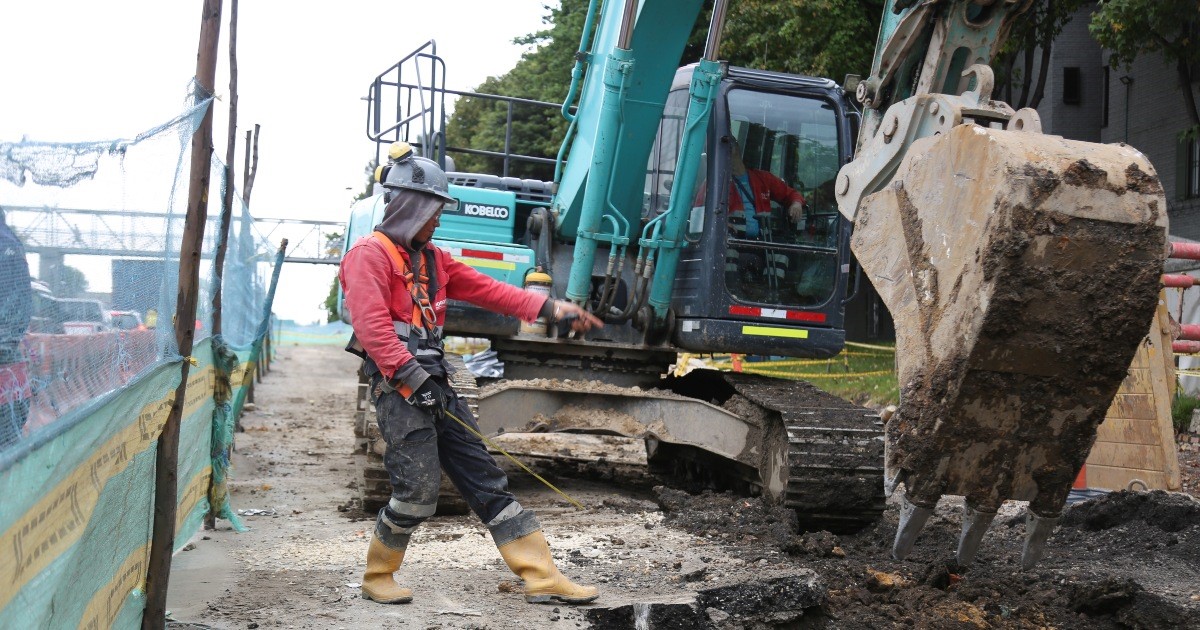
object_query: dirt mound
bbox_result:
[1061,490,1200,533]
[1065,578,1192,629]
[651,486,1199,629]
[654,487,802,552]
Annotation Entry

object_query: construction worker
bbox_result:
[339,143,603,606]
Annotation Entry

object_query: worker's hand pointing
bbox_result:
[552,300,604,333]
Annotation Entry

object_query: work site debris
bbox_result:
[586,572,825,629]
[648,482,1198,628]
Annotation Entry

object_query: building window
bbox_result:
[1102,66,1109,128]
[1063,67,1082,105]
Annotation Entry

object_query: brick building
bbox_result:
[1032,4,1200,237]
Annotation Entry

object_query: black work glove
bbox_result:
[405,378,447,416]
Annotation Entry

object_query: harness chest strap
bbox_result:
[369,231,443,399]
[371,231,437,331]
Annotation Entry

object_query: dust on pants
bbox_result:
[370,374,537,545]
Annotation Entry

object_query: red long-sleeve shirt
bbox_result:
[728,169,805,216]
[339,236,546,381]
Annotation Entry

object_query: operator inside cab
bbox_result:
[721,95,843,307]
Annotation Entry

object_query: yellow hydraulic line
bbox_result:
[441,408,586,510]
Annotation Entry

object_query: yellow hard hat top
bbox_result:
[388,141,414,161]
[374,164,386,183]
[525,271,553,284]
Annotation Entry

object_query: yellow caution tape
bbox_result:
[710,358,839,368]
[442,408,585,510]
[844,341,897,353]
[731,367,895,379]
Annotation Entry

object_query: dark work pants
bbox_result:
[369,375,539,550]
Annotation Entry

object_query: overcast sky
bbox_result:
[0,0,553,324]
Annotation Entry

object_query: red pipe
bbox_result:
[1163,274,1199,288]
[1173,340,1200,354]
[1179,324,1200,341]
[1170,242,1200,260]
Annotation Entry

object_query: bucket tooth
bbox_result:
[892,494,934,560]
[956,504,997,566]
[1020,512,1059,570]
[883,471,902,498]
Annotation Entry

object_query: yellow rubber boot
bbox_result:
[497,530,599,605]
[361,536,414,604]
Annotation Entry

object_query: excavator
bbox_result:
[343,0,1168,568]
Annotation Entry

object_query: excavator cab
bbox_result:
[661,66,860,358]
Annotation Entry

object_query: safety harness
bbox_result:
[371,231,439,334]
[345,232,447,397]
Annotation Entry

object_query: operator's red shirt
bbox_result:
[339,237,546,381]
[728,169,805,216]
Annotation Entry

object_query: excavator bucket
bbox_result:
[852,125,1168,567]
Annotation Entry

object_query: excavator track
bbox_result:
[474,362,886,532]
[664,370,886,533]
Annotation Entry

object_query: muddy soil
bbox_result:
[1180,440,1200,499]
[654,487,1200,629]
[167,345,1200,629]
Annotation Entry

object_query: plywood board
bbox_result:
[1085,299,1182,491]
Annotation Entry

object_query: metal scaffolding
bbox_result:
[2,205,345,265]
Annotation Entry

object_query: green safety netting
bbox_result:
[0,81,284,627]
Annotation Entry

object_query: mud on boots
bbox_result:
[339,143,603,605]
[360,510,414,604]
[498,530,599,604]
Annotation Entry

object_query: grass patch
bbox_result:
[706,343,898,409]
[1172,393,1200,433]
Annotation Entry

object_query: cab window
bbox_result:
[723,89,841,307]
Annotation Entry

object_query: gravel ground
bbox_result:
[166,344,1200,629]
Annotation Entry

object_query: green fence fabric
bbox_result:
[276,321,353,346]
[0,82,286,626]
[177,339,221,545]
[0,338,267,628]
[0,362,179,628]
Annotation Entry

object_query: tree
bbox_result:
[1090,0,1200,133]
[324,230,344,259]
[716,0,882,86]
[322,275,340,323]
[445,0,883,180]
[446,0,592,179]
[321,230,345,323]
[992,0,1086,109]
[354,159,378,202]
[57,265,88,298]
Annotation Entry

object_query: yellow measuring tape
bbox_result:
[442,408,586,510]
